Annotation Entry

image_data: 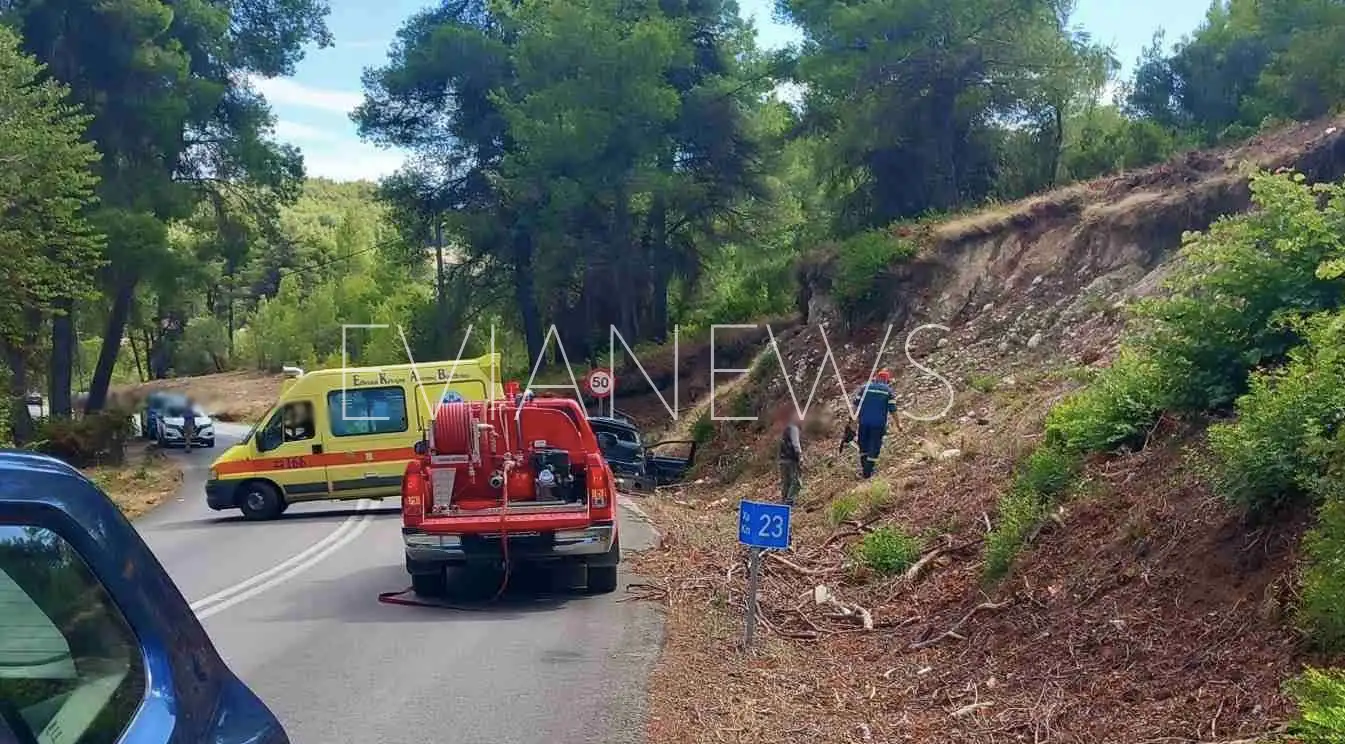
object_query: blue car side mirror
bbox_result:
[0,451,289,744]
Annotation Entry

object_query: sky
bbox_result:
[260,0,1216,182]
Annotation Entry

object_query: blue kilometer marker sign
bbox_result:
[738,499,792,550]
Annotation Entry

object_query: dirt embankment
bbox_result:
[633,116,1345,743]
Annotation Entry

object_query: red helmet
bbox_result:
[875,368,892,382]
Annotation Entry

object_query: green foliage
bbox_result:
[831,229,917,319]
[1285,667,1345,742]
[1208,312,1345,511]
[1129,0,1345,146]
[985,446,1080,580]
[175,317,231,375]
[853,525,922,576]
[1300,498,1345,652]
[1045,349,1168,454]
[1048,171,1345,458]
[30,409,135,467]
[1132,173,1345,412]
[966,374,998,394]
[831,479,895,526]
[690,411,715,446]
[828,494,859,526]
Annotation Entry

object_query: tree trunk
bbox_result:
[86,274,137,413]
[49,298,75,417]
[1047,105,1064,188]
[128,330,145,383]
[648,190,670,343]
[613,181,638,342]
[434,219,447,356]
[4,339,33,445]
[5,308,42,444]
[512,230,544,370]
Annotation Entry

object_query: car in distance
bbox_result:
[157,402,215,449]
[141,391,189,441]
[0,450,289,743]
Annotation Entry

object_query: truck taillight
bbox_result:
[586,457,614,517]
[401,461,428,524]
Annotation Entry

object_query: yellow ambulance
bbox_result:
[205,354,505,520]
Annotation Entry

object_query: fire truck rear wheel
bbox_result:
[412,567,447,597]
[586,565,618,594]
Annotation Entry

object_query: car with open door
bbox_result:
[587,414,695,492]
[0,450,289,743]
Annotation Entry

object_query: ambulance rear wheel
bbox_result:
[412,567,447,597]
[239,481,285,521]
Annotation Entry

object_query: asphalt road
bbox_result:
[135,423,665,744]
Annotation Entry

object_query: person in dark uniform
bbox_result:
[777,408,804,506]
[852,369,897,479]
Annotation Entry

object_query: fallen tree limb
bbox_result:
[768,552,842,576]
[909,599,1013,649]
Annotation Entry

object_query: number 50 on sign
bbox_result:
[738,500,791,550]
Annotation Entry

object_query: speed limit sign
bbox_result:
[585,368,615,398]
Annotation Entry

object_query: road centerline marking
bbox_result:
[189,499,373,618]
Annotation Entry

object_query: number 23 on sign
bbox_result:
[738,499,791,550]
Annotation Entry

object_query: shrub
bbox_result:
[984,446,1080,581]
[1045,349,1168,454]
[1131,172,1345,412]
[1299,497,1345,652]
[831,228,917,319]
[690,411,715,446]
[1208,312,1345,511]
[175,315,231,375]
[1285,667,1345,743]
[829,494,859,525]
[30,409,135,466]
[984,489,1050,581]
[967,373,998,393]
[853,526,922,576]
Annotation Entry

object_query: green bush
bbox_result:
[829,494,859,525]
[829,480,895,526]
[831,228,917,318]
[853,525,922,576]
[690,411,715,446]
[1285,667,1345,743]
[1048,172,1345,460]
[984,446,1080,580]
[174,315,231,375]
[1208,312,1345,511]
[1130,172,1345,412]
[30,409,135,466]
[1299,497,1345,651]
[1045,349,1168,454]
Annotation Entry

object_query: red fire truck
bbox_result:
[399,394,621,596]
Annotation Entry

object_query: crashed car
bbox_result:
[587,411,695,492]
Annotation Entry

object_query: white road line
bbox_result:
[189,500,373,618]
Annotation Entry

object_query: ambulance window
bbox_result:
[0,525,146,744]
[328,387,408,437]
[282,401,315,443]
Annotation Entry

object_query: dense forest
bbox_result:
[4,0,1345,444]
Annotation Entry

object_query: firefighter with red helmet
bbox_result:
[851,368,897,479]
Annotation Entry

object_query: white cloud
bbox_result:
[302,142,406,181]
[249,75,363,113]
[273,119,340,142]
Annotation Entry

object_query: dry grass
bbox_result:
[117,370,282,423]
[83,446,183,519]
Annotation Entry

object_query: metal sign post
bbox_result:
[738,499,792,653]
